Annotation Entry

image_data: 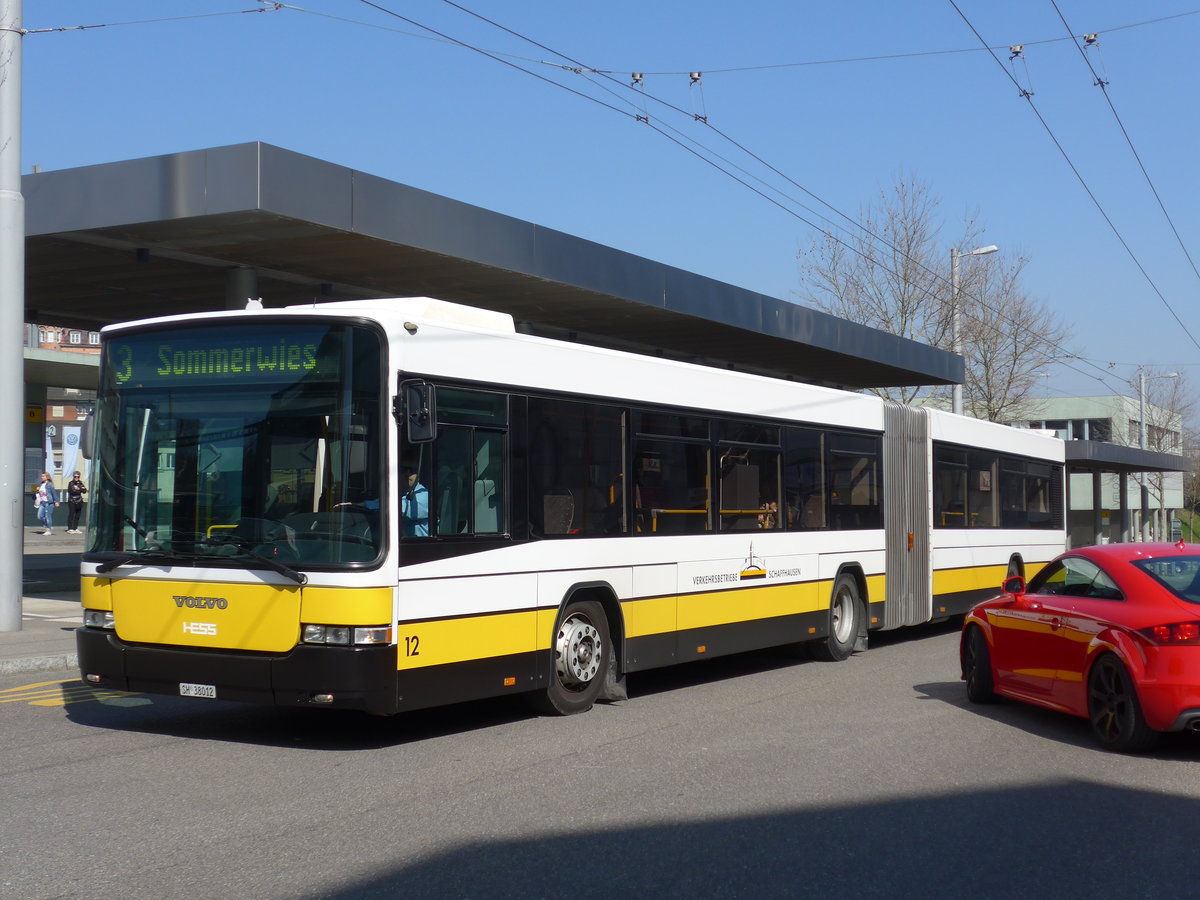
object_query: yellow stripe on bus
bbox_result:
[621,595,677,638]
[81,577,113,610]
[864,573,885,604]
[932,560,1055,598]
[301,587,392,624]
[396,609,541,670]
[677,580,823,631]
[933,565,1009,596]
[623,573,885,638]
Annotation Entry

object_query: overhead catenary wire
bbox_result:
[537,8,1200,77]
[28,0,1163,396]
[26,2,1200,77]
[20,4,283,35]
[303,0,1131,395]
[947,0,1200,358]
[418,0,1134,395]
[52,0,1147,397]
[1049,0,1200,289]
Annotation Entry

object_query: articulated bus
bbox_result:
[76,297,1066,715]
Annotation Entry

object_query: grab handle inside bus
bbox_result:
[401,380,437,443]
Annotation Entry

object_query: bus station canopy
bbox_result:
[24,142,961,390]
[1064,439,1189,476]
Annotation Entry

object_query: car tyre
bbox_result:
[1087,653,1158,753]
[962,625,997,704]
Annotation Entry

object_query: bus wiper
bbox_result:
[95,547,195,574]
[97,544,307,585]
[217,546,308,586]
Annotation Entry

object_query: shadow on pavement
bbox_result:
[316,780,1200,898]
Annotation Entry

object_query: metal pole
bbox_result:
[0,0,23,632]
[225,266,257,310]
[1118,471,1130,542]
[951,248,962,416]
[1139,371,1147,449]
[1139,371,1149,541]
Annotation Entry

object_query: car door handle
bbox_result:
[1049,617,1062,631]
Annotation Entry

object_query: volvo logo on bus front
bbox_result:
[173,595,229,610]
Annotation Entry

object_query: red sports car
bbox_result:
[960,541,1200,752]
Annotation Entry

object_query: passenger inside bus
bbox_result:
[401,463,430,537]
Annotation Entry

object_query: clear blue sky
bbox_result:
[19,1,1200,401]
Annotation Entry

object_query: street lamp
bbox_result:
[1138,369,1179,541]
[950,244,999,416]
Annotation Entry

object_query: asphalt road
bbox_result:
[3,621,1198,899]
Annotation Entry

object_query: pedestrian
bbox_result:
[66,470,87,534]
[34,472,60,535]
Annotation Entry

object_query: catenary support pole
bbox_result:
[0,0,24,632]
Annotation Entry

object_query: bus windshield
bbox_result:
[87,321,384,569]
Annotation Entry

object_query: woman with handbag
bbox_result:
[34,472,60,535]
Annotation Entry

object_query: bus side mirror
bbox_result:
[81,412,94,460]
[399,381,437,443]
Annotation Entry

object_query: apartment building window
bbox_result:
[1025,417,1113,443]
[1086,418,1112,442]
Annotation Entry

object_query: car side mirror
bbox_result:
[1003,575,1026,597]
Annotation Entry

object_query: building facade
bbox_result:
[1016,396,1184,545]
[24,324,99,526]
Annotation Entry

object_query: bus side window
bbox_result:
[528,397,625,537]
[783,426,825,530]
[719,446,781,531]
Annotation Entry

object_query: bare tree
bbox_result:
[1182,426,1200,527]
[798,174,959,404]
[797,173,1067,419]
[958,254,1069,423]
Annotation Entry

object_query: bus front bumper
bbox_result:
[76,627,399,715]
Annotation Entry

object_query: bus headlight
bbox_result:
[302,624,392,646]
[353,626,392,645]
[83,609,115,630]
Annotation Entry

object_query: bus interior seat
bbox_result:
[437,467,463,534]
[475,479,499,532]
[543,492,574,535]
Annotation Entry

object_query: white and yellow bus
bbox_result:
[76,297,1065,715]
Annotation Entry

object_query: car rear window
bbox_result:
[1133,555,1200,604]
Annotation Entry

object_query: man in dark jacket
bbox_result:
[66,470,87,534]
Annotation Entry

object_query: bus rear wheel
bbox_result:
[811,573,862,662]
[529,600,611,716]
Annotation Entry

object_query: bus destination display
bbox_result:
[107,327,343,387]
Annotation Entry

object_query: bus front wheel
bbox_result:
[811,573,862,662]
[529,600,611,716]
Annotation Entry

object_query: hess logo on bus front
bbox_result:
[174,595,228,637]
